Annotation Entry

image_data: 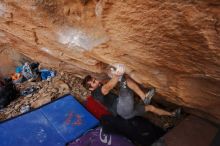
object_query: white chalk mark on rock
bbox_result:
[58,26,108,51]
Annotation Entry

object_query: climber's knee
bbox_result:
[145,105,156,112]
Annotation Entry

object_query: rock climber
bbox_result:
[82,64,181,119]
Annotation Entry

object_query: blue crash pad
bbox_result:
[0,95,99,146]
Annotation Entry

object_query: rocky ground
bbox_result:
[0,71,185,129]
[0,71,89,121]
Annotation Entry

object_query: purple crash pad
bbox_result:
[68,127,135,146]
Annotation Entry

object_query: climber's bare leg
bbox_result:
[145,105,172,116]
[125,75,145,101]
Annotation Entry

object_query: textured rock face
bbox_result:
[0,0,219,123]
[0,48,30,76]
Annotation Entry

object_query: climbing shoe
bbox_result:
[143,87,155,105]
[172,108,181,118]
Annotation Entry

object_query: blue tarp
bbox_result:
[0,94,99,146]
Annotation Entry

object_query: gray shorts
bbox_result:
[116,79,145,119]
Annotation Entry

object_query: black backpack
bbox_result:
[0,78,19,109]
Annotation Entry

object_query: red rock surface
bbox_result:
[0,0,219,123]
[163,115,218,146]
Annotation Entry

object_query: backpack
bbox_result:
[0,78,19,109]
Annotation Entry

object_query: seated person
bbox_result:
[82,64,180,119]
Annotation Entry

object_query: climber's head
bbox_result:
[82,75,101,91]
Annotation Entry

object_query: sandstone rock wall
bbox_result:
[0,0,219,123]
